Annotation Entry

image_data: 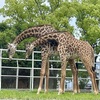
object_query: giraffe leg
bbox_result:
[86,68,98,94]
[82,59,98,94]
[58,56,67,95]
[37,53,48,94]
[45,58,49,93]
[68,59,80,94]
[62,69,66,93]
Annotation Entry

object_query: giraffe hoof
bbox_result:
[37,87,41,94]
[58,90,64,95]
[73,90,78,94]
[94,91,98,95]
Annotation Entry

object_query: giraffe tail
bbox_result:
[91,47,96,71]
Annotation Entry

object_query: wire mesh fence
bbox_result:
[0,49,100,92]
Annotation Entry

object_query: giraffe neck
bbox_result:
[31,31,77,50]
[13,25,57,45]
[31,32,64,48]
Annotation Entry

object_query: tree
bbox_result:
[73,0,100,53]
[0,22,16,48]
[0,0,76,49]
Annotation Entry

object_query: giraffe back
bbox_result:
[26,31,94,67]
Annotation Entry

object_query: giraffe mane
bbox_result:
[28,24,53,29]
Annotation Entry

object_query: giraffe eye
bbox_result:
[8,49,10,52]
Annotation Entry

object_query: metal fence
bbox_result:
[0,49,100,92]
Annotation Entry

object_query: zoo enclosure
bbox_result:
[0,49,100,91]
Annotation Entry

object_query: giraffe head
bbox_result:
[8,43,16,60]
[25,43,33,59]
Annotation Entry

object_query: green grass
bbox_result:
[0,90,100,100]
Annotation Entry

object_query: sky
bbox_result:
[0,0,5,22]
[0,0,5,8]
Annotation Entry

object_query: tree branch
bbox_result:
[34,0,44,20]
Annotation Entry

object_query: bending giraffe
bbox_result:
[8,25,57,59]
[25,31,98,95]
[7,25,79,94]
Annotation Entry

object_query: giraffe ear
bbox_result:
[7,43,11,48]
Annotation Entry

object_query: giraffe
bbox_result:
[25,31,98,95]
[7,25,79,94]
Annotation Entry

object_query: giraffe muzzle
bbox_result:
[25,56,28,60]
[9,56,13,61]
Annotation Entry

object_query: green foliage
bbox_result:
[0,0,100,46]
[0,30,16,48]
[75,1,100,46]
[0,22,10,32]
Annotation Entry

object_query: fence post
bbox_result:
[16,60,19,89]
[0,49,2,90]
[30,68,32,90]
[99,69,100,90]
[31,50,34,91]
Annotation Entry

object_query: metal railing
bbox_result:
[0,49,100,91]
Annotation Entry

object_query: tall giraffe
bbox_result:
[7,25,79,94]
[25,31,98,95]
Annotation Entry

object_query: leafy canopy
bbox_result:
[0,0,100,53]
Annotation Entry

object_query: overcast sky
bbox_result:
[0,0,5,22]
[0,0,5,8]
